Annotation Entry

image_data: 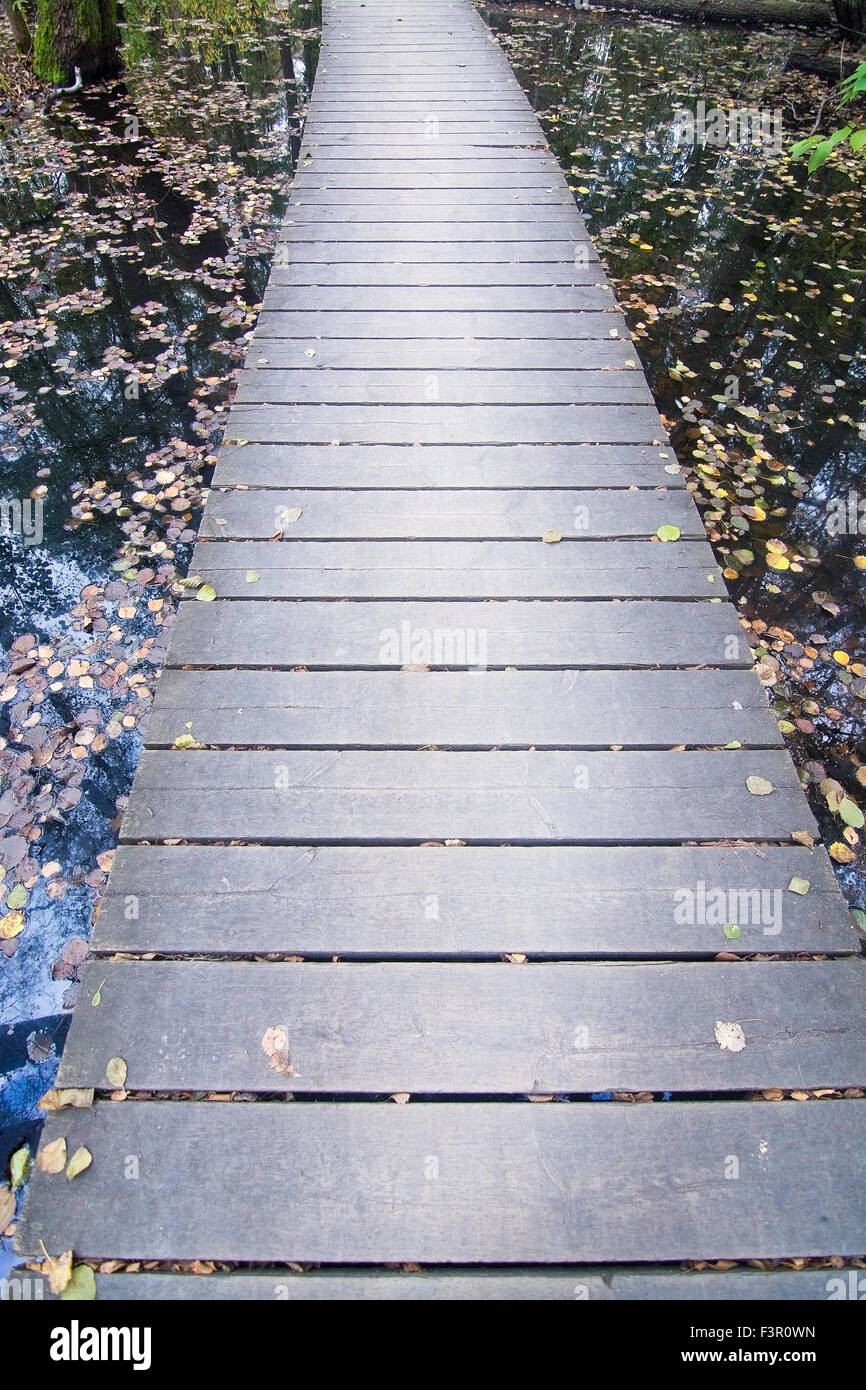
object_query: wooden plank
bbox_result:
[261,287,614,311]
[40,1268,866,1301]
[167,598,741,669]
[235,373,650,407]
[267,265,604,287]
[251,314,631,344]
[199,489,694,540]
[273,242,584,262]
[284,204,579,221]
[57,959,866,1095]
[212,444,682,489]
[245,341,634,369]
[224,404,660,444]
[279,222,583,241]
[292,187,572,202]
[120,749,816,844]
[185,539,721,598]
[145,670,780,749]
[19,1100,866,1261]
[93,843,857,957]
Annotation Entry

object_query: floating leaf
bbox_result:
[765,553,789,571]
[66,1146,92,1181]
[37,1137,67,1174]
[0,911,26,939]
[829,842,856,864]
[787,877,810,896]
[6,884,27,910]
[195,584,217,602]
[746,775,773,796]
[656,524,680,541]
[10,1146,30,1188]
[105,1057,127,1089]
[60,1265,97,1301]
[839,798,864,829]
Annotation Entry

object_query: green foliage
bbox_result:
[791,60,866,171]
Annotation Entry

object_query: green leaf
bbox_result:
[66,1146,92,1181]
[790,135,821,158]
[91,978,105,1007]
[850,129,866,153]
[195,584,217,602]
[656,524,681,542]
[5,884,27,910]
[9,1145,30,1187]
[787,877,810,896]
[60,1265,97,1301]
[839,797,865,829]
[746,775,774,796]
[723,923,741,940]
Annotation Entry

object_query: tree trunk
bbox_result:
[3,0,33,55]
[33,0,120,84]
[588,0,832,26]
[830,0,866,38]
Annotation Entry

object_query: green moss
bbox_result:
[33,0,68,84]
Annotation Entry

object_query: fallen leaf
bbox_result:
[541,529,561,543]
[37,1136,67,1174]
[38,1088,94,1112]
[791,830,815,848]
[656,524,681,541]
[0,911,26,939]
[390,1093,410,1104]
[195,584,217,602]
[746,775,773,796]
[829,842,857,864]
[66,1146,92,1181]
[0,1185,14,1235]
[42,1249,73,1295]
[787,877,810,896]
[260,1026,296,1077]
[714,1021,746,1052]
[60,1265,97,1301]
[105,1057,127,1088]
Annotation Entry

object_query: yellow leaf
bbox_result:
[766,553,789,571]
[833,650,850,666]
[541,530,562,544]
[66,1146,93,1181]
[0,911,25,939]
[829,841,856,864]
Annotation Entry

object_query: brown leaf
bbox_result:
[37,1136,67,1174]
[260,1026,296,1077]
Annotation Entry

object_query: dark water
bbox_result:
[482,2,866,904]
[0,0,321,1276]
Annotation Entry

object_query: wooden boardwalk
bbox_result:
[19,0,866,1298]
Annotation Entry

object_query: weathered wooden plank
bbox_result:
[267,264,603,287]
[120,749,815,843]
[200,488,696,540]
[285,204,578,221]
[19,1100,866,1261]
[251,315,630,345]
[224,404,659,445]
[167,598,740,669]
[292,174,564,190]
[273,241,584,262]
[235,372,649,407]
[93,843,857,956]
[146,670,779,749]
[261,287,613,311]
[57,959,866,1095]
[292,186,571,202]
[245,341,633,370]
[186,538,720,599]
[279,221,583,241]
[38,1268,866,1301]
[212,443,681,489]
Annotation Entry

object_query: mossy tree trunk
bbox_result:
[3,0,33,55]
[831,0,866,39]
[33,0,120,84]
